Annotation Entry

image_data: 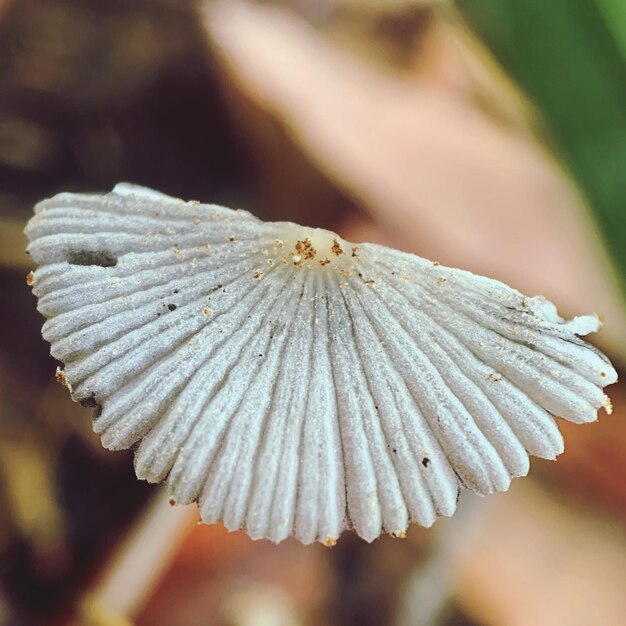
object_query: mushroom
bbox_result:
[25,183,617,545]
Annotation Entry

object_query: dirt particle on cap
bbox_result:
[26,271,35,286]
[331,238,344,256]
[253,269,263,279]
[323,536,337,548]
[295,237,317,260]
[55,367,71,390]
[202,306,213,316]
[319,258,331,266]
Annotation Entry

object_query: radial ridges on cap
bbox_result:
[25,183,618,544]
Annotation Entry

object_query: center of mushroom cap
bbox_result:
[277,227,359,271]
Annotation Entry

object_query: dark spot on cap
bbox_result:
[422,457,430,467]
[167,303,177,311]
[66,250,118,267]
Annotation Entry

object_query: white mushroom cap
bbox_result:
[25,183,617,545]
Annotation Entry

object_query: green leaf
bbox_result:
[455,0,626,288]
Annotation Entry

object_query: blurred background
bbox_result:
[1,0,626,624]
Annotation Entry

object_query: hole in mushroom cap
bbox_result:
[77,392,102,417]
[66,249,118,267]
[78,392,100,408]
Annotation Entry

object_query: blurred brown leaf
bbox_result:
[456,480,626,626]
[206,0,626,356]
[0,219,30,270]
